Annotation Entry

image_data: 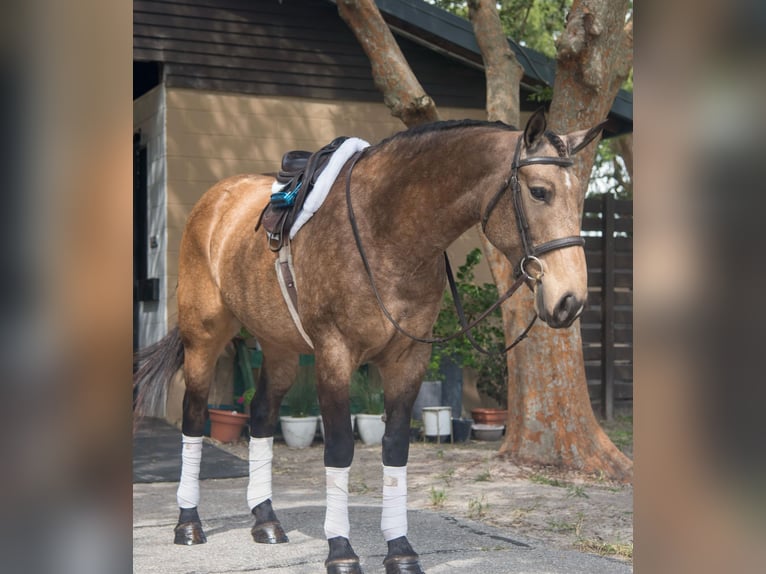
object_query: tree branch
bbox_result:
[337,0,439,126]
[467,0,524,125]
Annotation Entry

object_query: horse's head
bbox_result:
[482,109,606,328]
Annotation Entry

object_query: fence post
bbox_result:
[601,194,616,420]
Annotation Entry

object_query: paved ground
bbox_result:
[133,419,632,573]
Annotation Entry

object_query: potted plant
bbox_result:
[208,334,257,442]
[279,356,319,448]
[431,249,509,426]
[351,365,386,445]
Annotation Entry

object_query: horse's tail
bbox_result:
[133,326,185,420]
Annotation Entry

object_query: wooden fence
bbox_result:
[581,195,633,420]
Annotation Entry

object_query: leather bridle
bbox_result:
[345,133,585,355]
[481,133,585,283]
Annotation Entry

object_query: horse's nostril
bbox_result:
[554,293,578,325]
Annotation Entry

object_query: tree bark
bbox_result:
[467,0,524,126]
[497,0,633,481]
[336,0,440,126]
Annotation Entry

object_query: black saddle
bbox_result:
[256,136,349,251]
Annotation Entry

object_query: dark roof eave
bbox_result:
[368,0,632,130]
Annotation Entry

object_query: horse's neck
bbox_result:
[360,129,514,259]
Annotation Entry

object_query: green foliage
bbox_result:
[589,139,632,200]
[431,248,508,407]
[233,337,256,412]
[350,364,385,414]
[284,362,318,417]
[467,495,489,519]
[429,487,447,508]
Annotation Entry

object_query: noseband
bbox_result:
[481,135,585,281]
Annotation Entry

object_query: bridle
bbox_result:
[481,133,584,283]
[345,132,585,355]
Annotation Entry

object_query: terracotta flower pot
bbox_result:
[208,409,249,443]
[470,408,508,426]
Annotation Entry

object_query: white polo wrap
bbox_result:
[324,466,351,539]
[247,436,274,509]
[176,434,203,509]
[381,465,408,541]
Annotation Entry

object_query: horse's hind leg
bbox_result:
[247,342,299,544]
[377,345,430,574]
[174,298,239,545]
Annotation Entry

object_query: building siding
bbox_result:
[134,0,487,108]
[134,85,168,347]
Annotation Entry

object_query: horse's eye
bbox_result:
[529,186,548,201]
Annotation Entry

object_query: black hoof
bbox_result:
[251,500,289,544]
[383,555,424,574]
[384,537,424,574]
[251,520,289,544]
[325,557,364,574]
[326,536,362,574]
[174,507,206,545]
[174,521,206,545]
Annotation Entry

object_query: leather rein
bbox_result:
[344,134,584,355]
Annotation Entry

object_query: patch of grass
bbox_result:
[575,539,633,559]
[601,415,633,456]
[429,487,447,508]
[351,481,370,495]
[468,495,489,519]
[566,484,589,499]
[435,449,445,459]
[548,512,584,536]
[529,473,566,487]
[439,468,456,486]
[475,468,492,482]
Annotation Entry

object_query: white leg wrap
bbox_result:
[381,465,408,541]
[324,466,351,540]
[247,437,274,510]
[176,435,203,509]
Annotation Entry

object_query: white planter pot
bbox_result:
[280,416,319,448]
[422,406,452,440]
[355,413,386,445]
[318,415,355,441]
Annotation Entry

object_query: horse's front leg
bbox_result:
[248,344,298,544]
[315,347,363,574]
[378,347,429,574]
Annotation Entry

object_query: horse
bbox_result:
[133,108,604,574]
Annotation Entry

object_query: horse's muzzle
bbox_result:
[541,292,584,329]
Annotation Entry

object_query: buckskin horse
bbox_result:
[134,109,605,574]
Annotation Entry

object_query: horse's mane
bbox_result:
[373,119,518,150]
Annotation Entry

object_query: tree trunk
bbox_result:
[336,0,440,126]
[496,0,633,481]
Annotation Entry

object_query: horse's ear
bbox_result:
[567,120,609,155]
[523,107,547,149]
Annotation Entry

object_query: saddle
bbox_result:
[256,136,349,251]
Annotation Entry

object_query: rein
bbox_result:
[344,134,583,355]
